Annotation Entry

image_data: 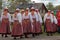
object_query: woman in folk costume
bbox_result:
[35,9,43,35]
[0,7,11,37]
[44,10,53,36]
[56,11,60,33]
[11,8,23,39]
[22,8,31,38]
[51,11,58,33]
[29,7,38,37]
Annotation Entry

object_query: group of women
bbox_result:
[0,7,59,39]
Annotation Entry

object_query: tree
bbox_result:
[0,0,2,17]
[0,1,2,10]
[54,5,60,10]
[8,0,31,11]
[46,2,54,10]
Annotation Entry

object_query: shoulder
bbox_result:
[23,13,25,16]
[7,13,11,16]
[34,12,37,14]
[44,13,48,16]
[54,16,56,18]
[8,13,10,15]
[28,12,31,15]
[50,14,52,15]
[29,12,31,15]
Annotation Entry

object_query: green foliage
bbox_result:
[9,0,31,11]
[46,2,60,10]
[55,5,60,10]
[46,2,54,10]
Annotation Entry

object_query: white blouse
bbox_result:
[0,13,11,22]
[36,12,43,23]
[53,16,58,24]
[22,13,30,20]
[12,13,22,23]
[29,12,38,23]
[44,13,53,23]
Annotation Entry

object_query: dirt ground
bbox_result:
[0,34,60,40]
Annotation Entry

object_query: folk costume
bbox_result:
[51,11,58,33]
[0,7,11,37]
[11,8,23,39]
[56,11,60,33]
[35,9,43,34]
[29,7,39,37]
[22,8,31,37]
[44,10,53,36]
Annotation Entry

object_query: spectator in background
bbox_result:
[56,10,60,33]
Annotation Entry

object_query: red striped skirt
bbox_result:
[22,19,31,34]
[45,19,53,32]
[11,20,23,37]
[52,23,57,32]
[36,22,42,33]
[0,18,10,34]
[30,19,36,33]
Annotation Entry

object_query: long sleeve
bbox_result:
[50,14,53,23]
[35,13,39,22]
[17,13,22,23]
[54,16,58,24]
[22,13,25,20]
[44,14,47,23]
[29,14,33,23]
[38,13,42,23]
[29,15,32,23]
[8,13,11,22]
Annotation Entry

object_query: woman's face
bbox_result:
[3,10,8,14]
[25,10,28,14]
[48,11,51,15]
[14,12,17,14]
[48,11,50,13]
[21,11,24,14]
[31,10,35,14]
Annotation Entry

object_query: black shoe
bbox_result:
[32,34,35,37]
[50,34,53,36]
[20,36,23,39]
[5,35,8,38]
[25,35,29,38]
[2,34,4,37]
[25,36,29,38]
[14,37,16,39]
[47,33,49,36]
